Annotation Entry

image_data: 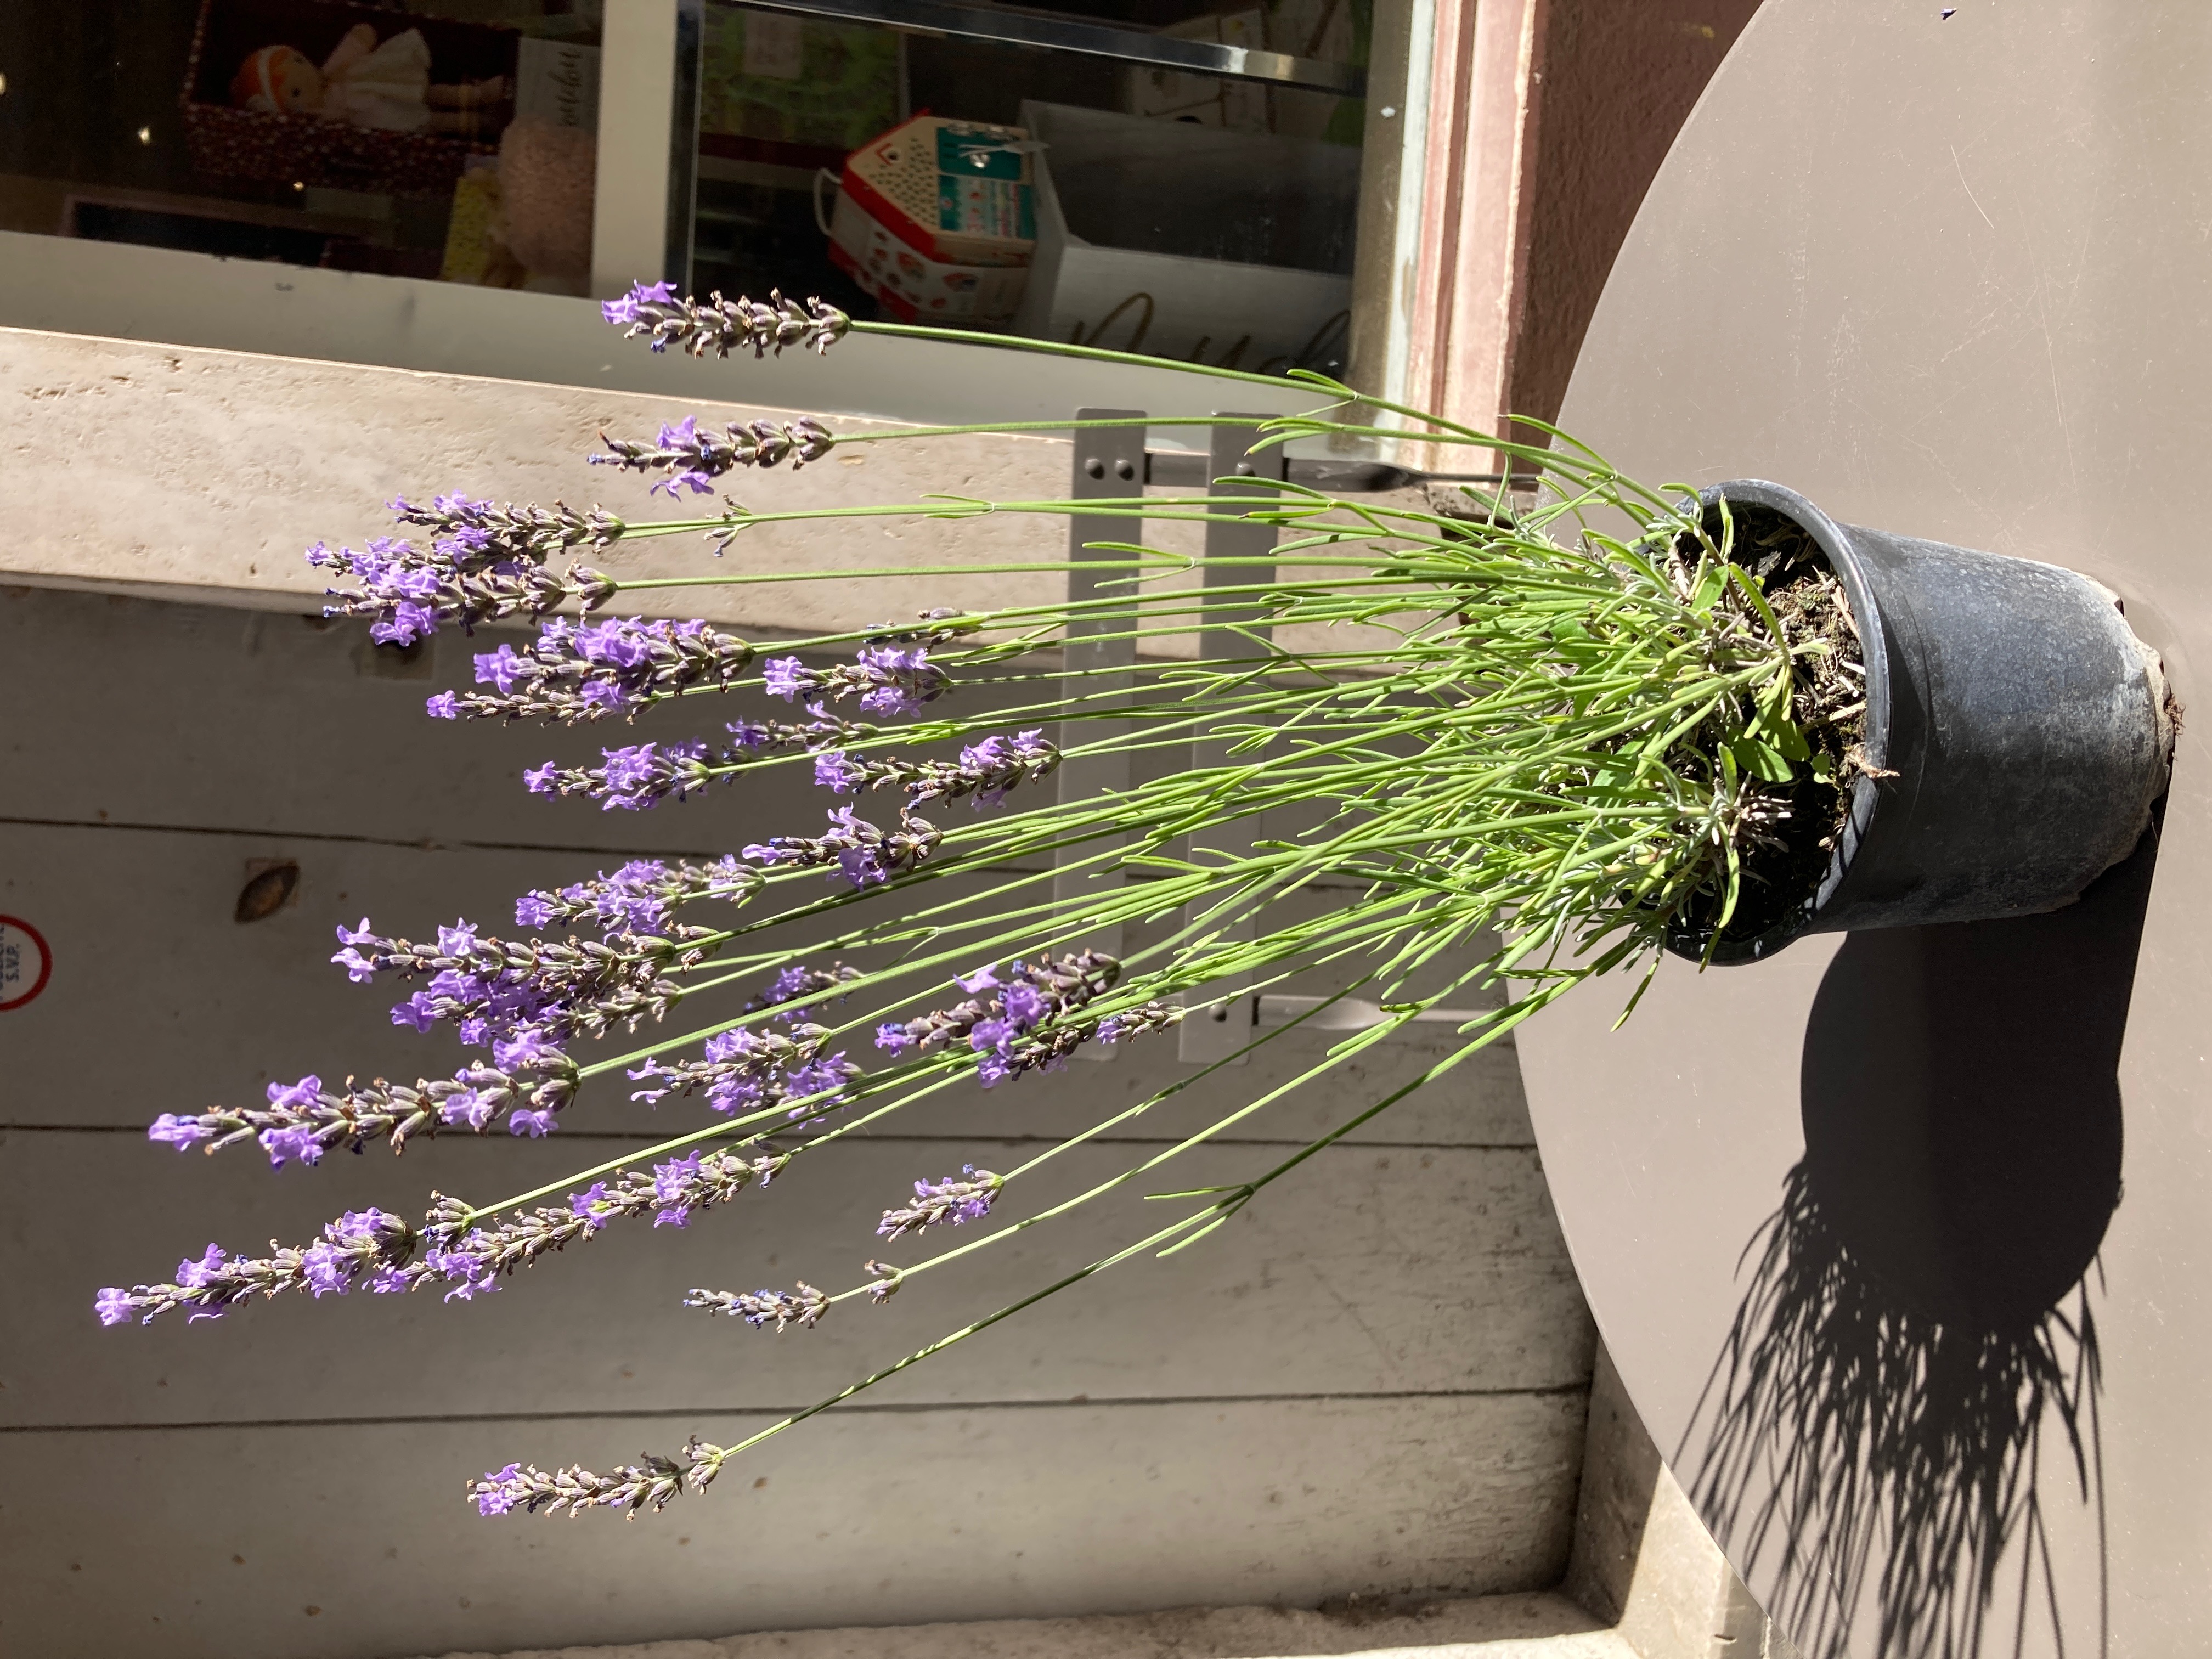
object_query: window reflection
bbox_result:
[693,1,1367,376]
[0,2,1372,381]
[0,1,604,295]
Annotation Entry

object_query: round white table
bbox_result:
[1517,4,2212,1655]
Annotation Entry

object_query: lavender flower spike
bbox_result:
[877,1166,1002,1240]
[764,644,951,719]
[593,415,834,495]
[522,713,871,810]
[313,500,624,644]
[387,495,627,565]
[875,950,1120,1078]
[805,728,1060,809]
[99,1152,786,1328]
[516,856,763,937]
[744,807,942,888]
[443,615,757,725]
[627,1022,857,1121]
[337,915,707,1048]
[602,283,850,360]
[150,1053,576,1163]
[745,962,862,1021]
[683,1282,830,1330]
[470,1435,727,1517]
[95,1206,416,1325]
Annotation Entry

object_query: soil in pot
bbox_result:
[1668,502,1869,950]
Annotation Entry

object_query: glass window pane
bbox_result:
[0,1,605,294]
[689,0,1371,379]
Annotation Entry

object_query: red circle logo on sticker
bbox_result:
[0,916,52,1011]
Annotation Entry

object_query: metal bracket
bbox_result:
[1180,417,1289,1064]
[1145,451,1417,493]
[1056,409,1146,1055]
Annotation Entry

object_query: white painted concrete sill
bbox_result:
[400,1592,1636,1659]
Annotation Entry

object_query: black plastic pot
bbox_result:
[1667,481,2173,965]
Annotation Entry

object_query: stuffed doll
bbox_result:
[231,25,509,138]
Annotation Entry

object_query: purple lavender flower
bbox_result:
[512,856,761,938]
[258,1124,324,1169]
[1001,981,1047,1029]
[783,1055,853,1108]
[469,1435,727,1518]
[746,962,860,1022]
[592,414,834,494]
[744,806,941,889]
[148,1113,215,1150]
[601,282,849,359]
[953,729,1059,808]
[763,657,817,702]
[876,1166,1002,1240]
[627,1023,857,1120]
[787,727,1059,810]
[174,1244,229,1289]
[569,1182,611,1233]
[600,279,677,328]
[437,615,756,725]
[812,750,868,794]
[650,1151,707,1226]
[331,915,706,1051]
[151,1050,577,1164]
[873,951,1127,1084]
[522,716,869,810]
[492,1028,566,1072]
[1096,1003,1187,1046]
[763,644,955,722]
[101,1153,783,1329]
[682,1282,830,1330]
[96,1206,415,1325]
[370,600,439,647]
[94,1288,137,1327]
[439,1088,497,1131]
[852,645,947,718]
[315,503,623,644]
[475,1462,526,1516]
[392,992,440,1034]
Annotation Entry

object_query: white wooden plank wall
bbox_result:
[0,585,1595,1659]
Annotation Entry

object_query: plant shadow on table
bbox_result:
[1680,812,2163,1659]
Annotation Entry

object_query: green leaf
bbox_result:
[1727,735,1797,783]
[1690,562,1727,614]
[1753,706,1813,764]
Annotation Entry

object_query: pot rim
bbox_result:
[1665,479,1891,966]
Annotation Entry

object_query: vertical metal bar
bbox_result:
[1055,411,1147,1009]
[1180,417,1288,1063]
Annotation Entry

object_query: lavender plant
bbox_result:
[103,281,1861,1517]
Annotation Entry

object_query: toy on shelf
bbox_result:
[183,0,521,199]
[231,24,509,138]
